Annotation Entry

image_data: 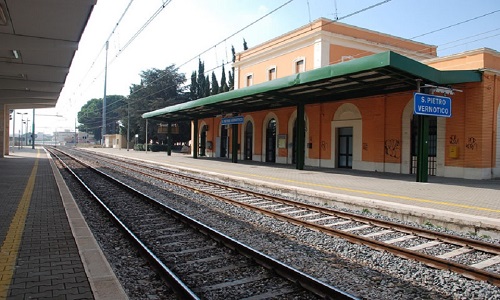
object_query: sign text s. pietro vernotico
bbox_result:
[414,92,452,118]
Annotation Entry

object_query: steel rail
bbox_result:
[71,148,500,287]
[49,148,200,300]
[50,147,359,300]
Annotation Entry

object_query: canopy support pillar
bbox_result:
[193,119,198,159]
[296,103,305,170]
[167,122,172,156]
[231,123,238,163]
[415,80,429,182]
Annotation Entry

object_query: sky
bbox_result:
[11,0,500,135]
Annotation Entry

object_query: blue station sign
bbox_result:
[221,116,244,125]
[414,92,452,118]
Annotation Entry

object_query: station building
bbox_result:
[143,18,500,180]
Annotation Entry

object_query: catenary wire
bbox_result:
[80,1,498,131]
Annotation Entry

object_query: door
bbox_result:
[199,129,206,156]
[244,121,253,160]
[266,119,276,162]
[338,127,353,168]
[220,125,228,158]
[292,119,297,164]
[410,116,437,175]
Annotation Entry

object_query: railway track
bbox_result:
[62,147,500,287]
[48,147,357,299]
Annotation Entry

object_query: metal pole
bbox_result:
[74,117,78,147]
[193,119,198,159]
[127,99,130,151]
[145,119,148,154]
[102,40,109,147]
[415,79,429,182]
[231,123,238,163]
[296,103,305,170]
[167,122,172,156]
[32,108,35,149]
[25,119,29,146]
[12,110,15,152]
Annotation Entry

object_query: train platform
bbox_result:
[0,147,127,299]
[82,146,500,239]
[1,145,499,299]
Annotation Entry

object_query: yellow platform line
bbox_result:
[0,151,39,299]
[180,162,500,215]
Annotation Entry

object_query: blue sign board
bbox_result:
[221,116,244,125]
[414,92,452,118]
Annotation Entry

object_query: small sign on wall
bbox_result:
[278,134,287,149]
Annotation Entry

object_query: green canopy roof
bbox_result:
[143,51,481,122]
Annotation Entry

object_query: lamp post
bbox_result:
[25,118,30,146]
[32,108,35,149]
[11,110,15,152]
[16,112,27,149]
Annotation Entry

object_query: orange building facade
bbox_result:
[194,18,500,180]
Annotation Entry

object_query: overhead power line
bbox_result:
[99,0,395,119]
[70,0,135,101]
[410,9,500,40]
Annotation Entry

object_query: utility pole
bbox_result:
[127,99,130,151]
[102,40,109,147]
[74,118,78,146]
[12,110,15,152]
[145,119,148,154]
[32,108,35,149]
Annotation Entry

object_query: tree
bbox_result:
[77,95,126,142]
[219,63,229,93]
[190,58,213,100]
[125,65,188,145]
[189,71,198,100]
[204,75,210,97]
[229,45,236,90]
[196,59,208,99]
[211,71,219,95]
[228,69,234,91]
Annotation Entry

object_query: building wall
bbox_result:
[234,18,437,88]
[195,19,499,179]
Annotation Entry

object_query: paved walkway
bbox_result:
[83,147,500,238]
[0,147,127,299]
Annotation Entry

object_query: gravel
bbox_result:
[59,149,500,299]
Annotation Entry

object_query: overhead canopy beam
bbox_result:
[0,33,79,50]
[142,51,482,123]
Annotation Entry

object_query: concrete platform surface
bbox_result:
[0,147,127,300]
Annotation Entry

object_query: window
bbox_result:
[295,59,305,73]
[246,74,253,87]
[268,67,276,81]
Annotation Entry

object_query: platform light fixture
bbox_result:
[423,84,462,96]
[0,5,7,26]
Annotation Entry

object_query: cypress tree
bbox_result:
[229,45,236,90]
[220,63,228,93]
[197,59,206,99]
[204,75,210,97]
[228,69,234,91]
[190,71,198,100]
[211,71,219,95]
